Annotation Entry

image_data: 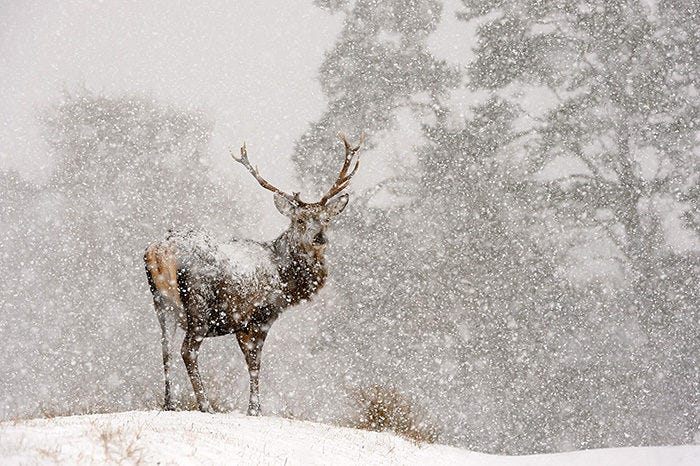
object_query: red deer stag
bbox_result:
[144,133,363,415]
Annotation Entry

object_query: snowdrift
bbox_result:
[1,411,697,465]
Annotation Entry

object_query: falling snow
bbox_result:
[0,0,698,460]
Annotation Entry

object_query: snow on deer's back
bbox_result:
[217,240,279,283]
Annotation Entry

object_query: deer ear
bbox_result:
[273,193,296,217]
[326,193,349,217]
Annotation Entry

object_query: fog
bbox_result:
[1,0,698,455]
[1,1,338,194]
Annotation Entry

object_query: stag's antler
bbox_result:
[231,132,364,206]
[230,143,300,204]
[317,132,364,205]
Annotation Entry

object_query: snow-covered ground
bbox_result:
[0,411,697,465]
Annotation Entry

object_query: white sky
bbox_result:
[0,1,342,189]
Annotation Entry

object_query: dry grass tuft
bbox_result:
[350,385,439,444]
[91,421,146,464]
[38,401,115,420]
[36,446,63,463]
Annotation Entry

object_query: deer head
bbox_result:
[231,132,363,254]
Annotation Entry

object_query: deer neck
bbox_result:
[271,228,328,306]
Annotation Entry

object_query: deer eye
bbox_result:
[296,219,304,225]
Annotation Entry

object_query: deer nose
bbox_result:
[313,232,327,245]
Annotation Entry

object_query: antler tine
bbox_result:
[230,143,297,202]
[318,132,364,205]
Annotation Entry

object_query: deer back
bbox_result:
[150,229,281,333]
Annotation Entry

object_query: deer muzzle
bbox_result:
[313,232,327,245]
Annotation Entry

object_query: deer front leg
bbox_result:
[181,326,213,413]
[236,324,270,416]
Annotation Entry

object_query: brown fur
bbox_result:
[144,242,180,305]
[144,241,185,327]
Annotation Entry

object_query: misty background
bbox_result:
[1,0,698,455]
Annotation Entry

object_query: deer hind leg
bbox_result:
[145,243,184,411]
[236,323,271,416]
[156,307,178,410]
[181,325,212,413]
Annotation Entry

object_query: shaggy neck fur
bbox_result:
[271,229,328,306]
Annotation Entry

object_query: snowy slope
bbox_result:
[1,411,698,465]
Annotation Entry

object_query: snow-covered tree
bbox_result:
[459,0,699,449]
[293,0,459,189]
[462,0,698,282]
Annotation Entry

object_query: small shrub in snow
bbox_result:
[350,385,439,444]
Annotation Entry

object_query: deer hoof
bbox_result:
[199,402,214,414]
